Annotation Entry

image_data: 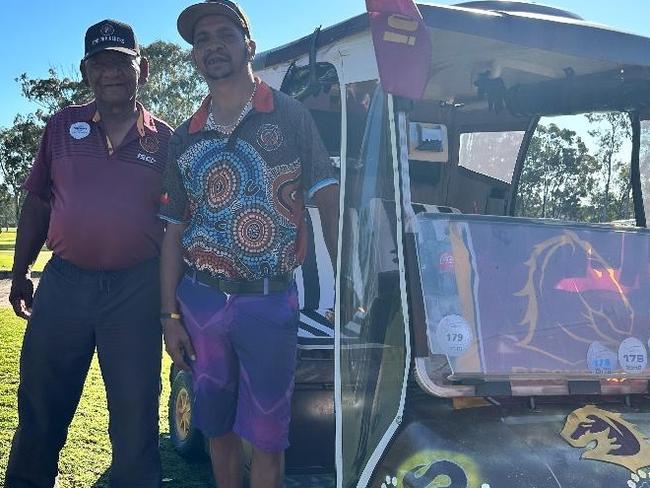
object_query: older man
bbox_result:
[5,19,172,488]
[159,1,339,487]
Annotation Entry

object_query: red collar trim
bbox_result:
[188,78,274,134]
[253,79,274,113]
[188,96,212,134]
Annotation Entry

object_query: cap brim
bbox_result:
[177,3,248,44]
[84,45,139,61]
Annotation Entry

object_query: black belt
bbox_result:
[187,269,292,295]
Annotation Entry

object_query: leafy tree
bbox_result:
[640,121,650,217]
[18,69,91,117]
[17,41,205,127]
[517,123,599,221]
[0,114,43,223]
[586,112,632,221]
[517,113,635,224]
[0,182,14,230]
[139,41,206,128]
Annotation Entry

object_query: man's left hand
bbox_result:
[163,319,196,372]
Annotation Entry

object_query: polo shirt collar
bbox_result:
[188,78,274,135]
[89,101,158,136]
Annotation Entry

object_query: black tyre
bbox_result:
[168,369,205,459]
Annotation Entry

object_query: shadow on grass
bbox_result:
[91,434,214,488]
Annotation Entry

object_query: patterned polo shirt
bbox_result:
[23,101,173,270]
[159,79,338,282]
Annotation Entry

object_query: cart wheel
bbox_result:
[169,370,205,459]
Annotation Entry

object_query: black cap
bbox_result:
[177,0,251,45]
[83,19,140,60]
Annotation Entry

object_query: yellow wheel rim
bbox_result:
[175,388,192,440]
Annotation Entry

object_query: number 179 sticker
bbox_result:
[436,314,473,357]
[618,338,648,374]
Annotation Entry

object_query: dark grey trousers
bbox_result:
[4,255,162,488]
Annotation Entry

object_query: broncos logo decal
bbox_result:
[515,230,636,367]
[561,405,650,472]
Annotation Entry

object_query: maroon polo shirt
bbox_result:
[23,101,173,270]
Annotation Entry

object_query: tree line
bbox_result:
[517,113,648,224]
[0,41,646,229]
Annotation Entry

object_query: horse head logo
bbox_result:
[514,230,638,369]
[561,405,650,472]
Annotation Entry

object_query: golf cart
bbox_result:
[169,1,650,486]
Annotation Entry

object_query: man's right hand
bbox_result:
[163,319,196,372]
[9,275,34,320]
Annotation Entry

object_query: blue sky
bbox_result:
[1,0,649,128]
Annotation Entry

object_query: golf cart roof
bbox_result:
[254,2,650,108]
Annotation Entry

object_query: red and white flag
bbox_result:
[366,0,432,99]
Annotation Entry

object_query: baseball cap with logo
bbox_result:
[83,19,140,60]
[177,0,251,44]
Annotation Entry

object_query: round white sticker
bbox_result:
[587,341,618,375]
[436,314,473,357]
[618,337,648,374]
[69,122,91,140]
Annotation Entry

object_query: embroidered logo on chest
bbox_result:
[139,135,160,154]
[257,124,283,152]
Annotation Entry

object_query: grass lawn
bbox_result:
[0,229,51,273]
[0,308,213,487]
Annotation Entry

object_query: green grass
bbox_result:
[0,229,52,272]
[0,308,213,487]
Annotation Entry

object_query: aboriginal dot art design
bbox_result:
[177,137,303,281]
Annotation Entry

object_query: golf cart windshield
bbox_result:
[413,213,650,391]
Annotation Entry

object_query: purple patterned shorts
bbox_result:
[176,275,299,452]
